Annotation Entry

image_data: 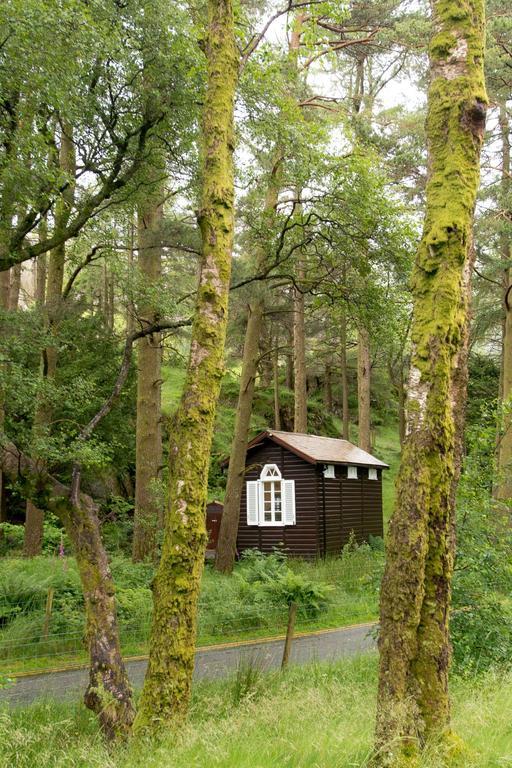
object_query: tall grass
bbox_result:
[0,547,383,673]
[2,655,512,767]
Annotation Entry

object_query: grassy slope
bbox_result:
[2,655,511,768]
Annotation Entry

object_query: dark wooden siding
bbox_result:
[237,441,320,558]
[320,471,343,555]
[362,470,384,538]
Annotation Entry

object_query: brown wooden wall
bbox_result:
[236,438,384,559]
[237,441,321,558]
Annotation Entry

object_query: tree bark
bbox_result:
[0,269,10,529]
[375,2,487,762]
[133,0,238,730]
[215,298,264,573]
[340,311,350,440]
[293,269,307,432]
[214,154,282,574]
[357,326,371,452]
[1,440,134,738]
[273,337,281,430]
[496,106,512,500]
[24,124,75,557]
[132,186,163,562]
[324,363,333,412]
[8,263,21,310]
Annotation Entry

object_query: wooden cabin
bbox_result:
[235,430,388,558]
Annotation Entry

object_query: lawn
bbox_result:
[2,654,511,768]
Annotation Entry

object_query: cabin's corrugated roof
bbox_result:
[247,430,389,468]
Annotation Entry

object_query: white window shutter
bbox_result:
[246,481,259,525]
[283,479,296,525]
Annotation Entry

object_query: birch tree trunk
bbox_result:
[357,326,371,452]
[133,0,237,729]
[375,1,487,763]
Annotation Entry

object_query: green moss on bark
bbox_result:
[375,0,487,764]
[133,0,238,733]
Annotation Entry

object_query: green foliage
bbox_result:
[451,422,512,674]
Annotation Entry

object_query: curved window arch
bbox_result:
[260,463,281,480]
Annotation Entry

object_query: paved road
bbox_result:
[0,622,376,706]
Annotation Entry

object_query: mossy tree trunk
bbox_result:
[215,160,281,574]
[357,326,371,451]
[0,269,10,528]
[133,0,238,730]
[0,441,134,738]
[375,2,487,763]
[24,125,75,557]
[496,107,512,501]
[132,183,164,562]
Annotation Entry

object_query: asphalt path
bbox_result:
[0,622,376,707]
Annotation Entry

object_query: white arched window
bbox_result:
[246,464,295,527]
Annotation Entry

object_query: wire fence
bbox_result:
[0,577,382,677]
[1,560,500,679]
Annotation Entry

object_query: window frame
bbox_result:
[259,464,284,526]
[368,467,378,481]
[347,465,358,480]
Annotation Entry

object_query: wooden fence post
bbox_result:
[42,586,54,640]
[281,601,297,670]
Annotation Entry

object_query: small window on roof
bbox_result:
[368,468,378,481]
[323,464,335,479]
[347,466,358,480]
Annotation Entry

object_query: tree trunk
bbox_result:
[1,440,134,738]
[133,0,237,731]
[357,326,371,452]
[132,186,163,562]
[0,269,10,530]
[496,107,512,500]
[340,312,349,440]
[24,125,75,557]
[324,363,333,412]
[215,298,264,573]
[35,219,48,307]
[273,338,281,430]
[293,270,307,433]
[375,2,487,762]
[8,262,21,310]
[397,365,406,447]
[214,153,282,574]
